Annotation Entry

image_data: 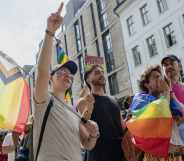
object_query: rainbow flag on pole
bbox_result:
[56,43,69,64]
[56,43,72,104]
[0,51,30,133]
[127,93,173,158]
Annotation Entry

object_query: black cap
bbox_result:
[51,60,78,75]
[161,55,180,65]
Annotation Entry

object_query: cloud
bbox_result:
[0,0,68,66]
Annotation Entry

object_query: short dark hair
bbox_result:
[139,65,161,92]
[84,65,103,89]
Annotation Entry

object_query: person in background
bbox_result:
[2,132,19,161]
[77,65,126,161]
[161,55,184,158]
[129,65,184,161]
[0,132,8,161]
[121,95,144,161]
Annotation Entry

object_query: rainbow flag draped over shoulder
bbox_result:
[127,93,173,158]
[0,51,30,133]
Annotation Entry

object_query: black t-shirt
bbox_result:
[86,94,126,161]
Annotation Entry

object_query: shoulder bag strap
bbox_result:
[35,99,53,161]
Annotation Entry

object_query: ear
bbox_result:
[49,75,53,84]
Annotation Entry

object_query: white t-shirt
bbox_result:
[2,133,15,161]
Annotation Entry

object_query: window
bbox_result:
[127,16,136,36]
[90,3,97,37]
[96,0,108,31]
[102,32,115,72]
[97,0,106,11]
[64,34,68,56]
[78,55,85,86]
[140,4,151,26]
[146,35,158,57]
[99,12,109,30]
[157,0,168,14]
[84,49,87,55]
[61,24,65,32]
[163,23,176,48]
[116,0,124,4]
[74,20,82,52]
[108,73,119,95]
[80,16,86,47]
[132,46,142,66]
[96,40,101,57]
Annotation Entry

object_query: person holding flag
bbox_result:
[161,55,184,159]
[33,2,99,161]
[127,65,184,161]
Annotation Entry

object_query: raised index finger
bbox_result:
[57,2,64,15]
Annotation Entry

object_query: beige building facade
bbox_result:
[58,0,133,103]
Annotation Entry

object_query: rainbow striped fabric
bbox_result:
[0,52,30,133]
[127,93,173,158]
[56,44,69,64]
[56,44,72,104]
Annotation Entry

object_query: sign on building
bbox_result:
[85,55,105,70]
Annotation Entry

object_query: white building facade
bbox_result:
[114,0,184,93]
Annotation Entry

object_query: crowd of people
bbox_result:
[0,2,184,161]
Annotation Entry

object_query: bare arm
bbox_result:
[34,3,64,104]
[79,121,99,150]
[34,34,54,103]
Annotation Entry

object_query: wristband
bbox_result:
[45,29,55,37]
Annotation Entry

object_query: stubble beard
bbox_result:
[92,80,105,88]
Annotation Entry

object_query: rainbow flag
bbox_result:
[0,51,30,133]
[56,44,69,64]
[56,44,72,104]
[127,93,173,158]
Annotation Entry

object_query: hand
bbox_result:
[24,114,34,133]
[47,2,64,33]
[84,120,100,139]
[160,79,170,100]
[160,79,170,93]
[79,86,90,98]
[81,94,95,120]
[84,94,95,105]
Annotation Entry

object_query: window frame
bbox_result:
[140,3,151,26]
[102,31,115,72]
[127,15,136,36]
[163,23,177,48]
[157,0,168,14]
[146,35,158,57]
[132,45,142,66]
[108,73,119,95]
[74,20,82,52]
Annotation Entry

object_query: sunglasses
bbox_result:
[54,69,74,78]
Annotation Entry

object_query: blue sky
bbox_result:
[0,0,68,66]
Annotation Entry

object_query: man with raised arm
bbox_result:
[33,2,99,161]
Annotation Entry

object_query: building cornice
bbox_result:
[113,0,134,17]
